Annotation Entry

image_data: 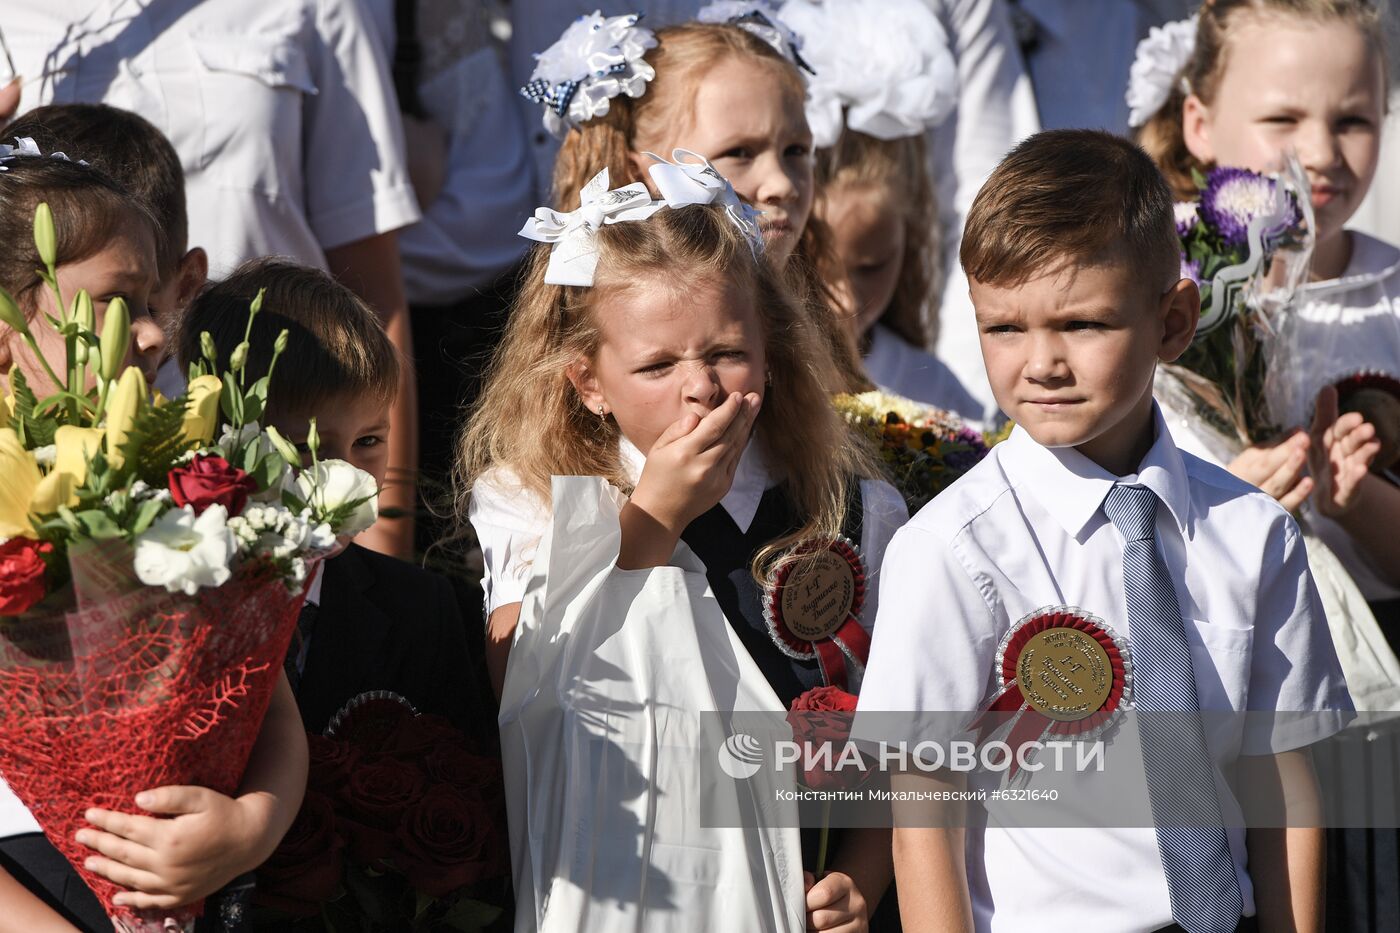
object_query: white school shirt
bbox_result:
[1264,231,1400,601]
[469,436,908,625]
[360,0,533,303]
[7,0,420,278]
[857,405,1352,933]
[864,324,983,421]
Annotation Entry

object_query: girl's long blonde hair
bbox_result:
[454,203,879,581]
[550,21,870,395]
[1137,0,1386,199]
[816,130,939,348]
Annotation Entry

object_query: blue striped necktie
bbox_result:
[1103,483,1243,933]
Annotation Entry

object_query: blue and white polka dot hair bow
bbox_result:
[696,1,814,75]
[520,11,657,139]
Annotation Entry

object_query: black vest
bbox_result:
[679,481,865,708]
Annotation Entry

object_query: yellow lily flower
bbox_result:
[0,390,12,432]
[0,428,40,538]
[105,366,146,470]
[183,375,223,446]
[29,425,104,514]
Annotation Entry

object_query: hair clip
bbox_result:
[518,167,664,286]
[1125,16,1198,129]
[520,11,657,139]
[696,1,814,75]
[0,137,88,172]
[645,149,766,257]
[780,0,958,148]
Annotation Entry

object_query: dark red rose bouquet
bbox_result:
[254,693,511,931]
[786,686,871,874]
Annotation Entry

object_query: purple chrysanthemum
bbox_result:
[1173,201,1199,238]
[1199,166,1282,247]
[1179,253,1201,285]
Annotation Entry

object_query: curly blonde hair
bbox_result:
[454,203,879,582]
[1137,0,1387,199]
[549,21,869,395]
[816,130,939,348]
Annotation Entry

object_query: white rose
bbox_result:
[295,459,379,538]
[133,504,237,595]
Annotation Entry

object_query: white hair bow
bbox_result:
[518,167,664,286]
[645,149,766,257]
[1125,17,1198,129]
[0,137,85,171]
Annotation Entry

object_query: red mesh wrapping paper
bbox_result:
[0,540,312,932]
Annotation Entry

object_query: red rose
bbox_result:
[382,713,461,758]
[339,758,427,861]
[423,744,504,799]
[255,791,345,916]
[306,733,361,796]
[167,454,257,515]
[786,687,869,792]
[0,538,52,616]
[394,786,506,897]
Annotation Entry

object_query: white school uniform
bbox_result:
[864,323,983,421]
[6,0,420,277]
[470,438,906,932]
[857,405,1352,933]
[470,436,907,620]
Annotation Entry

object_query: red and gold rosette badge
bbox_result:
[763,537,869,691]
[1332,370,1400,477]
[972,605,1133,778]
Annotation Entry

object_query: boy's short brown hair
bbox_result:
[960,129,1180,293]
[4,104,187,282]
[176,258,398,418]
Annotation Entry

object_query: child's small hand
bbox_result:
[1227,431,1314,512]
[630,392,762,533]
[805,870,869,932]
[1308,385,1381,519]
[75,785,275,909]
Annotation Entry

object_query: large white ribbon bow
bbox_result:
[645,149,766,257]
[518,168,664,286]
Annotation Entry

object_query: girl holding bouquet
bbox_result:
[1135,0,1400,632]
[459,156,906,929]
[0,152,309,928]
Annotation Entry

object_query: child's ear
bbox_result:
[565,359,606,414]
[1157,278,1200,363]
[174,248,208,314]
[1182,94,1215,165]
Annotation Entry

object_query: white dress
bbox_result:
[470,438,907,932]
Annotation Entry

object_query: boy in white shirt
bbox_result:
[859,129,1352,933]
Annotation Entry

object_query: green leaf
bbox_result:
[71,509,122,539]
[220,372,244,424]
[251,452,286,492]
[242,392,264,425]
[439,897,503,932]
[9,368,57,447]
[131,497,166,536]
[250,374,271,403]
[242,439,261,474]
[282,488,308,512]
[117,394,193,487]
[1191,166,1209,190]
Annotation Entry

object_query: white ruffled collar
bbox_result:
[618,434,775,533]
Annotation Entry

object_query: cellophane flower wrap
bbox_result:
[0,204,380,932]
[834,390,992,512]
[253,693,511,932]
[1171,155,1314,443]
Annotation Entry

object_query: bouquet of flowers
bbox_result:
[834,391,991,512]
[0,205,379,931]
[1172,157,1314,443]
[254,693,510,932]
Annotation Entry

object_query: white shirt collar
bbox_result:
[999,402,1192,540]
[617,434,776,533]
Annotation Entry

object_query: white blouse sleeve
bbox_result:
[858,478,911,633]
[468,470,551,617]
